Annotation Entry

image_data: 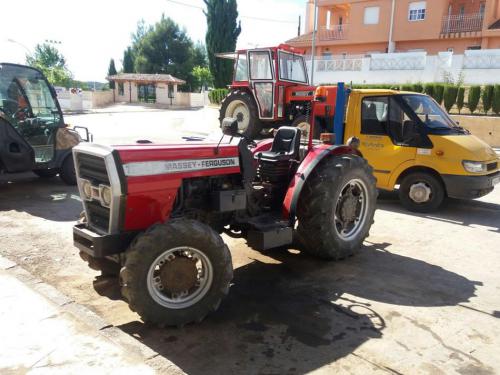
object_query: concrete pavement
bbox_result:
[0,256,172,374]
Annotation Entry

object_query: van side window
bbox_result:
[361,97,388,135]
[388,97,415,145]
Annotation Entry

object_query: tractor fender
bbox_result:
[282,144,361,224]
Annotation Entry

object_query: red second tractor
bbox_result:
[218,44,322,139]
[73,110,377,326]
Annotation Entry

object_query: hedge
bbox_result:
[424,84,434,98]
[482,85,494,114]
[443,85,458,113]
[468,86,481,114]
[433,84,445,104]
[456,87,465,114]
[208,88,229,105]
[493,85,500,115]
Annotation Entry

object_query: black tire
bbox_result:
[120,219,233,327]
[33,169,59,178]
[219,90,263,139]
[398,172,445,213]
[291,115,311,141]
[296,154,377,260]
[59,155,77,185]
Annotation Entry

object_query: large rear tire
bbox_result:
[120,219,233,327]
[219,90,263,139]
[296,154,377,260]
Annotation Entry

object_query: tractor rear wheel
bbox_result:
[219,90,262,139]
[296,154,377,260]
[59,155,77,185]
[120,219,233,327]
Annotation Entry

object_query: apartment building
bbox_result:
[287,0,500,56]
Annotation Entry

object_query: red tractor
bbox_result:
[73,105,377,326]
[218,44,324,139]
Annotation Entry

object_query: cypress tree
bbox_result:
[492,85,500,115]
[482,85,494,114]
[107,59,117,89]
[204,0,241,88]
[468,86,481,114]
[456,87,465,114]
[123,47,135,73]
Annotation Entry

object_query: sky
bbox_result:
[0,0,305,82]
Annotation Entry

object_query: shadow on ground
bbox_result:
[91,242,479,374]
[378,190,500,232]
[0,173,81,222]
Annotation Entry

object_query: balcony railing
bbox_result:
[441,13,484,34]
[318,25,349,40]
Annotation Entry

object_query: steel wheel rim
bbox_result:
[408,182,432,203]
[334,178,369,240]
[147,246,213,309]
[226,100,250,132]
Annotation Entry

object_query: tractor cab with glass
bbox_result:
[218,44,317,138]
[0,63,90,184]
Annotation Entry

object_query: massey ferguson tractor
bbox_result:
[72,92,377,327]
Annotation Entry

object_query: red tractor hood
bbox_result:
[114,141,239,164]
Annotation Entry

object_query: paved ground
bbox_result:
[1,106,499,374]
[0,258,155,374]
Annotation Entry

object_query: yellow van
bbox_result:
[346,90,500,212]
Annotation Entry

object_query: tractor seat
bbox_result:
[255,127,301,162]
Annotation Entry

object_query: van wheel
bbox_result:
[399,172,445,213]
[59,155,77,185]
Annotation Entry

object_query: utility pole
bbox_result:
[388,0,396,53]
[310,0,318,85]
[298,15,301,36]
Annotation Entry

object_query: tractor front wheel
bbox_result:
[291,115,311,141]
[296,154,377,260]
[219,90,262,139]
[120,219,233,327]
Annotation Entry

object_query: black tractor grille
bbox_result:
[76,153,110,184]
[75,152,111,233]
[487,162,498,172]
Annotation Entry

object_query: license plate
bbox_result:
[493,176,500,186]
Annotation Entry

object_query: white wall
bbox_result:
[308,49,500,85]
[57,90,113,111]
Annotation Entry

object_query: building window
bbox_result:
[118,82,124,96]
[409,1,426,21]
[480,3,485,17]
[364,6,380,25]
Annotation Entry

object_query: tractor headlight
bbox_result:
[99,185,112,207]
[81,179,92,200]
[462,160,486,173]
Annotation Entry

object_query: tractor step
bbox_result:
[246,214,293,251]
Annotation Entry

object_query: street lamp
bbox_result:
[6,38,32,55]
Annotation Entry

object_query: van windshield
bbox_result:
[0,64,62,128]
[401,94,458,132]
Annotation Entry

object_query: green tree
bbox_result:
[424,84,434,98]
[193,42,209,67]
[26,43,72,86]
[123,47,135,73]
[492,85,500,115]
[443,85,458,113]
[456,87,465,114]
[131,15,195,89]
[433,84,445,104]
[204,0,241,88]
[107,59,117,89]
[482,85,494,114]
[468,85,481,114]
[192,66,213,92]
